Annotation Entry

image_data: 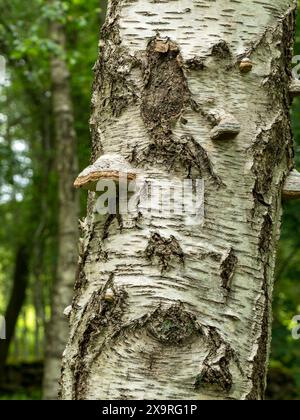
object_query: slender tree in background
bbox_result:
[0,246,30,378]
[60,0,300,400]
[43,11,79,400]
[0,15,54,377]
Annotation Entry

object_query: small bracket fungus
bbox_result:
[239,57,253,73]
[289,78,300,97]
[103,288,115,303]
[282,169,300,200]
[74,154,136,191]
[210,114,241,141]
[63,305,72,318]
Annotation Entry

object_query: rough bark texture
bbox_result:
[61,0,296,400]
[43,19,79,400]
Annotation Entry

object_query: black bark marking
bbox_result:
[145,232,184,273]
[195,349,233,393]
[211,40,232,59]
[258,212,273,257]
[147,304,202,346]
[72,221,96,304]
[73,274,128,400]
[93,44,139,118]
[246,251,271,400]
[198,250,222,263]
[194,328,239,395]
[247,211,273,400]
[102,212,123,241]
[246,300,269,400]
[251,117,292,213]
[91,1,139,159]
[220,248,238,293]
[185,56,205,71]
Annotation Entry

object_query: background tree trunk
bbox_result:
[61,0,296,400]
[43,18,79,399]
[0,246,30,380]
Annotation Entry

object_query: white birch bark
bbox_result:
[61,0,297,400]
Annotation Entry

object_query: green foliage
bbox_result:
[0,389,41,400]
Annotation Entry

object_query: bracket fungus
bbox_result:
[74,154,137,191]
[103,288,115,303]
[63,305,72,318]
[289,78,300,97]
[210,114,241,141]
[282,169,300,200]
[239,58,253,73]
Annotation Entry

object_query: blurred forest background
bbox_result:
[0,0,299,400]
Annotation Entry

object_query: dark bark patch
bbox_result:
[91,2,139,155]
[141,37,189,135]
[211,40,232,60]
[73,275,128,399]
[102,212,123,241]
[145,232,184,273]
[185,57,205,71]
[220,248,238,292]
[198,250,222,263]
[194,328,237,394]
[246,304,269,400]
[100,0,120,43]
[246,265,270,400]
[93,45,139,119]
[251,117,291,212]
[258,212,273,257]
[147,304,202,345]
[195,356,232,393]
[138,37,223,186]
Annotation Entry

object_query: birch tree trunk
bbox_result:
[61,0,297,400]
[43,18,79,399]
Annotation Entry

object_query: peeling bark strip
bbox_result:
[61,0,297,400]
